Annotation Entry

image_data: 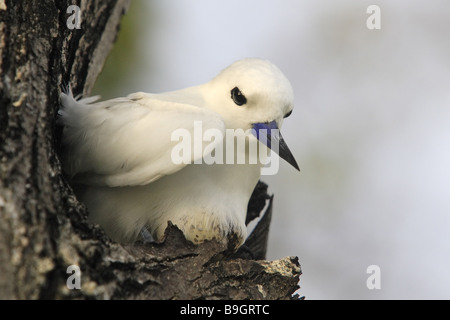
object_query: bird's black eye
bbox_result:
[231,87,247,106]
[284,110,292,118]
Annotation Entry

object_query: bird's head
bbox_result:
[202,58,299,170]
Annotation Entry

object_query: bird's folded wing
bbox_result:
[59,91,225,187]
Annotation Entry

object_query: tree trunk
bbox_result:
[0,0,301,300]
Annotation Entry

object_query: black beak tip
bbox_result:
[286,155,300,172]
[278,138,300,172]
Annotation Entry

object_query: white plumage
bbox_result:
[59,58,298,247]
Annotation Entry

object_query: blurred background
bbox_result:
[92,0,450,299]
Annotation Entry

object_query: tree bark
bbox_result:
[0,0,301,300]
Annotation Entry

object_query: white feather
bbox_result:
[60,88,225,187]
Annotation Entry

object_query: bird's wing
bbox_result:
[59,90,225,187]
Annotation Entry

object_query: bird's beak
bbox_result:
[252,120,300,171]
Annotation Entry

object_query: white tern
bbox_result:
[59,58,299,248]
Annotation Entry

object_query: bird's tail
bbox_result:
[58,83,101,126]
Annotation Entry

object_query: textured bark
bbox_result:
[0,0,301,299]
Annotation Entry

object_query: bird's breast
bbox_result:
[142,162,262,245]
[81,161,262,246]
